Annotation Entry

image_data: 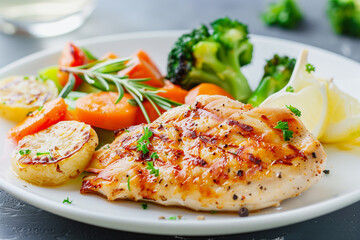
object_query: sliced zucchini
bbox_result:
[0,76,58,122]
[11,121,98,186]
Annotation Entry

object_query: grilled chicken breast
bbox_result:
[81,95,326,211]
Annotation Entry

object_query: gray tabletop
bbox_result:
[1,0,360,239]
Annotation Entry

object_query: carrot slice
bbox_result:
[57,43,87,89]
[7,98,67,142]
[75,92,138,130]
[64,109,79,121]
[135,81,187,124]
[185,83,234,105]
[118,50,164,87]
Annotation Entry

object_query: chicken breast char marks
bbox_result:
[81,95,326,211]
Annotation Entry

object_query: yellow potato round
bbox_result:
[11,121,98,186]
[0,76,58,122]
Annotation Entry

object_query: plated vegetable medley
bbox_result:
[2,17,360,214]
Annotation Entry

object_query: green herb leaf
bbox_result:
[127,99,138,107]
[58,73,76,98]
[305,63,315,73]
[37,106,44,111]
[151,152,159,159]
[286,105,301,117]
[124,129,130,133]
[63,197,72,204]
[168,216,177,220]
[36,152,53,160]
[141,203,148,210]
[127,176,131,191]
[146,161,159,177]
[19,149,31,155]
[210,210,217,214]
[274,121,293,141]
[81,47,97,61]
[137,127,153,155]
[286,86,294,92]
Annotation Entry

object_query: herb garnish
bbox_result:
[305,63,315,73]
[141,203,148,210]
[168,216,177,220]
[127,176,131,191]
[146,162,159,177]
[37,106,44,111]
[37,152,53,160]
[286,105,301,117]
[274,121,293,141]
[150,152,159,159]
[63,197,72,204]
[19,149,31,155]
[137,127,153,155]
[60,58,181,123]
[286,86,294,92]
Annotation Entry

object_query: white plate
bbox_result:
[1,31,360,236]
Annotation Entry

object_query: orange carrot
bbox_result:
[64,109,79,121]
[185,83,234,105]
[135,81,187,124]
[57,43,87,89]
[118,50,164,88]
[158,80,188,104]
[8,98,67,142]
[75,92,138,130]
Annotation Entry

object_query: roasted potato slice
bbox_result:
[0,76,58,122]
[11,121,98,186]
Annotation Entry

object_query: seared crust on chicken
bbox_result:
[81,95,326,211]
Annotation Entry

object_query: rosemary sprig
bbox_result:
[60,58,181,123]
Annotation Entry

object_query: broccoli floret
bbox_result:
[262,0,303,29]
[167,17,253,102]
[327,0,360,36]
[247,55,296,107]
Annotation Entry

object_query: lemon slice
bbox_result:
[261,50,330,139]
[320,81,360,143]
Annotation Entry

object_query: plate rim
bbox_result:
[0,30,360,236]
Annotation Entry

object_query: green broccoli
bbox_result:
[247,54,296,107]
[166,17,253,102]
[262,0,303,29]
[327,0,360,36]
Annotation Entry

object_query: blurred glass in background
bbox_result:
[0,0,96,37]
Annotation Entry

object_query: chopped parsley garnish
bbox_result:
[23,76,29,80]
[151,152,159,159]
[146,161,159,177]
[19,149,31,155]
[37,106,44,111]
[210,210,217,214]
[189,106,192,110]
[63,197,72,204]
[286,105,301,117]
[36,152,53,160]
[274,121,293,141]
[136,127,153,155]
[286,86,294,92]
[127,176,131,191]
[305,63,315,73]
[141,203,148,210]
[124,129,130,133]
[168,216,177,220]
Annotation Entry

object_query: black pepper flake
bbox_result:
[238,207,249,217]
[312,152,317,158]
[237,170,243,177]
[223,144,228,148]
[233,194,238,200]
[323,169,330,174]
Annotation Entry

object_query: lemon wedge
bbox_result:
[320,80,360,143]
[261,50,330,139]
